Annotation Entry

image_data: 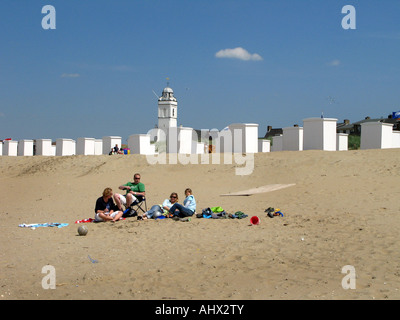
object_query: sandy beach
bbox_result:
[1,149,399,300]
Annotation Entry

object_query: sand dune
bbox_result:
[1,149,399,300]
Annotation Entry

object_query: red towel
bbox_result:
[75,218,95,224]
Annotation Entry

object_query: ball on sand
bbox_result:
[77,225,88,236]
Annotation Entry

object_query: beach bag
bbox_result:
[211,211,227,219]
[210,206,226,219]
[122,207,137,218]
[200,207,213,219]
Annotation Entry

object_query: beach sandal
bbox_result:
[233,211,248,219]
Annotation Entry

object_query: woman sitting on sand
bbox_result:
[168,188,196,219]
[140,192,179,220]
[94,188,123,222]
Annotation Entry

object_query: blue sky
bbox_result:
[1,0,399,141]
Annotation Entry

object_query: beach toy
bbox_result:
[250,216,260,225]
[77,225,88,236]
[265,207,284,218]
[275,210,284,217]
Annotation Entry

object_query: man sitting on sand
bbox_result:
[95,188,123,222]
[113,173,146,211]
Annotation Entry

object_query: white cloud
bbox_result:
[215,47,263,61]
[61,73,80,78]
[327,59,341,67]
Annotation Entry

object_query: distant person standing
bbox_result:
[113,173,146,211]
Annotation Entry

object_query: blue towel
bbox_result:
[19,223,69,229]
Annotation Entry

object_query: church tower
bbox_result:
[158,86,177,130]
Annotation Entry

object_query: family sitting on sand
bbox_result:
[94,172,196,222]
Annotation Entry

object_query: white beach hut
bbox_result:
[3,140,18,156]
[56,138,75,156]
[271,135,283,152]
[18,139,34,156]
[77,137,95,155]
[392,131,400,149]
[128,134,155,155]
[282,126,303,151]
[303,117,338,151]
[102,136,122,155]
[94,139,103,155]
[361,122,394,149]
[36,139,54,156]
[336,133,348,151]
[258,139,271,153]
[178,127,193,154]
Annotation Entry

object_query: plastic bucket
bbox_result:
[250,216,260,225]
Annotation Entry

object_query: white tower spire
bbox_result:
[158,83,177,130]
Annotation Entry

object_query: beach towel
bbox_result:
[75,216,126,223]
[19,223,69,229]
[75,218,95,224]
[210,206,224,213]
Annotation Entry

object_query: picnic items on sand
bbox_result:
[196,207,249,219]
[229,211,248,219]
[250,216,260,225]
[197,207,226,219]
[265,207,284,218]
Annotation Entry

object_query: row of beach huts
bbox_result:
[1,117,400,157]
